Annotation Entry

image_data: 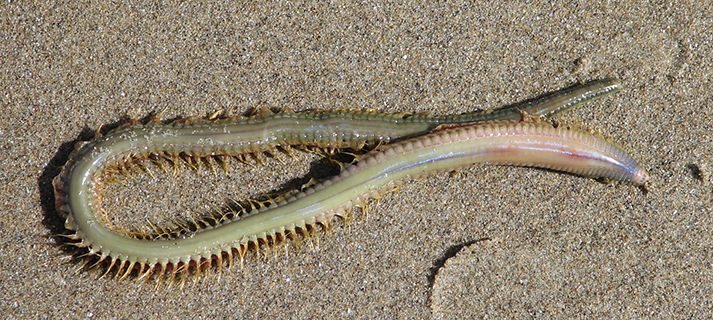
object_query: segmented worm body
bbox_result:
[53,79,646,280]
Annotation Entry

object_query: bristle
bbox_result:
[99,258,117,279]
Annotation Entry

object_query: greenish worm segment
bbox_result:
[52,78,644,279]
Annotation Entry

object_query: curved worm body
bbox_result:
[52,79,645,279]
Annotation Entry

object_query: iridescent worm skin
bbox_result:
[52,78,643,279]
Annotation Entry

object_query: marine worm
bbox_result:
[52,78,645,280]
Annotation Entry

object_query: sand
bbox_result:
[1,1,711,318]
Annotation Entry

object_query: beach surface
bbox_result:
[1,1,711,318]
